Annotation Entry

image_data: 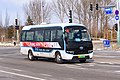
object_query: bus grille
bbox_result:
[74,50,88,55]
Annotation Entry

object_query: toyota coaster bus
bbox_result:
[20,23,93,63]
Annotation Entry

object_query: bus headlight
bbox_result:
[88,50,93,53]
[66,51,74,54]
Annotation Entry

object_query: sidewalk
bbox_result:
[94,57,120,65]
[0,42,19,47]
[93,40,120,51]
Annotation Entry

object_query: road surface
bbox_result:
[0,47,120,80]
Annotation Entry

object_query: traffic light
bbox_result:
[15,19,19,30]
[15,19,18,25]
[114,23,118,31]
[96,4,99,10]
[69,10,72,23]
[90,4,93,11]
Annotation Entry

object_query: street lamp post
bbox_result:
[116,0,120,45]
[41,0,44,23]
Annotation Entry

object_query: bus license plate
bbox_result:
[78,55,85,58]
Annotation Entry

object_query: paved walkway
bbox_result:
[0,42,19,47]
[0,41,120,50]
[94,57,120,65]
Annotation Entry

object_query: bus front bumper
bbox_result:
[62,52,93,60]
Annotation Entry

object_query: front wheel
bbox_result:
[28,51,35,61]
[55,52,63,64]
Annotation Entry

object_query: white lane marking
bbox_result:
[75,64,82,66]
[94,55,120,58]
[57,63,120,75]
[40,74,52,77]
[89,64,95,67]
[56,64,86,70]
[76,63,95,67]
[66,66,86,70]
[66,78,76,80]
[115,71,120,73]
[97,62,120,65]
[99,62,114,64]
[0,70,46,80]
[0,66,22,72]
[0,58,3,60]
[12,69,23,72]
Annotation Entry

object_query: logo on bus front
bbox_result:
[80,46,83,50]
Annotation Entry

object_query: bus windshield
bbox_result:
[65,26,91,42]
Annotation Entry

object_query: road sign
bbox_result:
[115,10,119,15]
[103,40,110,47]
[115,15,119,20]
[105,8,112,14]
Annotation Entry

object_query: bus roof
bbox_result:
[22,23,85,30]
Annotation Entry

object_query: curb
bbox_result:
[0,45,19,47]
[95,61,120,65]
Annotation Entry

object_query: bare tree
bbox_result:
[5,9,10,28]
[0,13,3,41]
[23,0,115,39]
[0,13,3,27]
[4,9,10,39]
[23,0,51,24]
[96,0,114,38]
[73,0,82,23]
[52,0,67,22]
[73,0,90,26]
[52,0,80,23]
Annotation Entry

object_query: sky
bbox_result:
[0,0,119,26]
[0,0,29,25]
[0,0,57,26]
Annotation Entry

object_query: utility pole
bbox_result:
[41,0,44,23]
[90,3,93,36]
[89,3,99,38]
[116,0,120,45]
[15,19,19,43]
[96,3,99,38]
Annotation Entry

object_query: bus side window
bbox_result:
[56,30,63,41]
[21,31,26,41]
[45,30,50,41]
[35,30,44,41]
[26,31,34,41]
[51,30,56,42]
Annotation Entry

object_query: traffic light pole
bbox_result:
[15,19,19,43]
[116,0,120,45]
[17,30,19,43]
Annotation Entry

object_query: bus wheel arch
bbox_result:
[28,50,35,61]
[55,51,63,64]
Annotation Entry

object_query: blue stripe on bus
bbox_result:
[20,46,59,53]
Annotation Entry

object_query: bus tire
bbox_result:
[28,51,35,61]
[55,52,63,64]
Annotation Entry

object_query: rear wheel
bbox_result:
[28,51,35,61]
[55,52,63,64]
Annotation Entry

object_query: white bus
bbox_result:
[20,23,93,63]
